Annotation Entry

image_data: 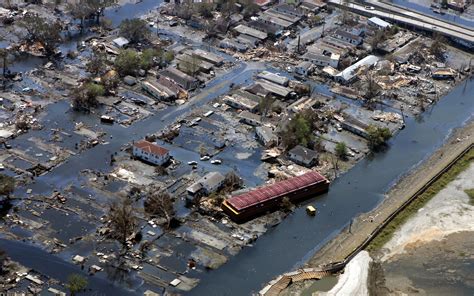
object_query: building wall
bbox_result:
[222,181,329,222]
[133,146,170,166]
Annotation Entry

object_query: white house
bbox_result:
[295,61,314,76]
[186,172,226,196]
[133,140,170,166]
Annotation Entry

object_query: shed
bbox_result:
[113,37,129,48]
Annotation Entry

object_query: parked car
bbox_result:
[210,159,222,165]
[187,161,197,165]
[200,156,210,161]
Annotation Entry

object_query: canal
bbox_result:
[188,78,474,295]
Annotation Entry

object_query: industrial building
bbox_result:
[222,171,329,222]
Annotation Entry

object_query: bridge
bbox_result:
[328,0,474,48]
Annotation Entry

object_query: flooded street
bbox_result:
[0,0,473,294]
[190,79,474,295]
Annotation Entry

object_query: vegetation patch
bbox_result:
[366,148,474,252]
[464,188,474,206]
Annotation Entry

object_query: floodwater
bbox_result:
[1,0,473,294]
[189,78,474,295]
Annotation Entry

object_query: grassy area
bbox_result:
[464,189,474,206]
[366,148,474,252]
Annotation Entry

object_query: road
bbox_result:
[328,0,474,46]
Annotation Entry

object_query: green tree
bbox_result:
[84,0,117,24]
[280,113,312,150]
[162,51,175,64]
[239,0,260,18]
[179,54,200,76]
[85,83,105,98]
[19,14,63,57]
[66,274,88,296]
[366,125,392,151]
[114,49,141,76]
[0,174,15,198]
[71,83,104,111]
[197,3,214,19]
[119,18,150,44]
[86,51,107,76]
[335,142,348,160]
[140,48,158,71]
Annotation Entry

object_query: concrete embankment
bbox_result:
[308,120,474,268]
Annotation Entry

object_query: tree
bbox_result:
[68,2,92,34]
[370,30,386,52]
[86,51,107,76]
[101,71,120,94]
[197,3,214,19]
[71,83,103,111]
[223,171,243,192]
[240,0,260,18]
[0,174,14,199]
[144,190,176,229]
[162,51,175,64]
[366,125,392,151]
[335,142,348,160]
[364,72,380,109]
[114,49,141,76]
[179,54,200,76]
[66,274,88,296]
[430,33,447,61]
[83,0,117,24]
[107,197,138,248]
[19,14,63,57]
[140,48,159,71]
[258,95,276,119]
[119,18,150,44]
[280,113,312,150]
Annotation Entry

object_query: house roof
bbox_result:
[134,140,169,156]
[289,145,318,163]
[226,171,328,211]
[234,24,268,40]
[336,55,380,82]
[199,172,225,189]
[368,17,392,28]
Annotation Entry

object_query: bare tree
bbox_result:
[107,197,138,248]
[144,190,176,229]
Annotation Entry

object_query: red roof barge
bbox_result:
[222,171,329,223]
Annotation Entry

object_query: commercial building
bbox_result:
[222,171,329,222]
[133,140,170,166]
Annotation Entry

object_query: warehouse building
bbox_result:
[222,171,329,222]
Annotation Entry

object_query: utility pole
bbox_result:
[297,35,300,53]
